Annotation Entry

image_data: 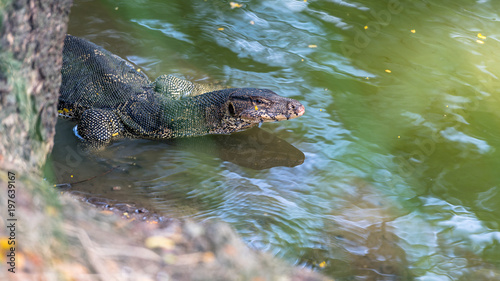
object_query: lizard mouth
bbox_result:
[281,102,305,121]
[241,102,306,123]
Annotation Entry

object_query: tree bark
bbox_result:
[0,0,72,173]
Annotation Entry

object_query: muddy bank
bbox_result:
[1,178,327,280]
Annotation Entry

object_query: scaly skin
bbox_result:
[59,35,305,143]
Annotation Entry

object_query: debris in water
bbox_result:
[230,2,243,9]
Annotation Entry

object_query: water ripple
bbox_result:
[131,19,193,44]
[441,127,492,154]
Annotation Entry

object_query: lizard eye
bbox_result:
[253,98,269,105]
[228,102,236,116]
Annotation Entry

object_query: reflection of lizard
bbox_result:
[58,35,305,143]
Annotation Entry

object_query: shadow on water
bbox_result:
[45,119,305,209]
[174,126,305,170]
[50,118,304,170]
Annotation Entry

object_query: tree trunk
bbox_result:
[0,0,72,173]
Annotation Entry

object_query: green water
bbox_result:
[47,0,500,280]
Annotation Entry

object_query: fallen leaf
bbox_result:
[230,2,243,8]
[203,252,215,263]
[145,236,175,250]
[46,206,57,216]
[0,237,10,251]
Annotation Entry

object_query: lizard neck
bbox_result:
[162,90,257,138]
[120,89,256,139]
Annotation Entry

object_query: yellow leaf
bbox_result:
[385,69,392,73]
[112,132,119,137]
[218,27,225,31]
[230,2,243,8]
[319,261,326,268]
[203,252,215,263]
[164,253,176,264]
[364,25,368,30]
[478,33,486,39]
[46,206,57,216]
[145,236,175,250]
[411,29,416,33]
[255,106,258,111]
[0,237,10,250]
[63,108,69,113]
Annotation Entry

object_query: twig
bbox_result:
[56,166,120,188]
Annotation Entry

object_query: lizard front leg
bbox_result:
[77,109,124,143]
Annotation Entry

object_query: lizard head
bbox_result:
[225,88,305,124]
